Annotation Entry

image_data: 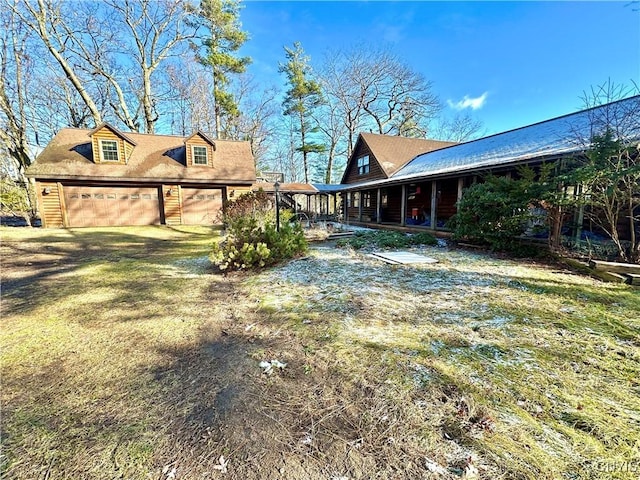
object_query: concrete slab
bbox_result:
[369,251,439,265]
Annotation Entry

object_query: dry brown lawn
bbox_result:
[1,226,639,480]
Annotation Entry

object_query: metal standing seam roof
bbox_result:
[333,96,640,192]
[392,95,640,182]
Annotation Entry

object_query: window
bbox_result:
[353,192,360,208]
[346,193,351,208]
[192,145,208,165]
[362,192,371,208]
[100,140,119,162]
[381,191,388,207]
[357,155,370,175]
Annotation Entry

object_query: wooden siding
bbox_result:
[436,178,459,221]
[383,186,404,223]
[228,186,251,200]
[91,126,128,164]
[343,143,386,184]
[185,134,214,167]
[162,184,182,225]
[124,141,134,162]
[36,181,64,228]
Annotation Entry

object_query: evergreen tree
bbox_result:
[279,42,325,183]
[193,0,251,139]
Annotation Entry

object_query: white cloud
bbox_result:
[447,92,489,111]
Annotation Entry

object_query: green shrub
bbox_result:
[449,168,551,254]
[210,190,307,271]
[337,230,437,250]
[409,232,438,246]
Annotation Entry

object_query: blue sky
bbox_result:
[238,1,639,136]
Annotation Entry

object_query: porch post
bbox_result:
[574,184,584,244]
[358,191,362,222]
[457,178,464,209]
[344,192,349,225]
[376,187,382,224]
[430,180,437,231]
[401,184,407,226]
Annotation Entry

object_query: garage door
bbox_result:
[64,186,161,227]
[181,188,223,225]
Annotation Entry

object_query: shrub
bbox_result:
[210,190,307,271]
[337,230,437,250]
[409,231,438,246]
[449,168,552,254]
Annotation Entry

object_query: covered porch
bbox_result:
[343,175,475,231]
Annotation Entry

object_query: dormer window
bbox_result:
[192,145,208,165]
[100,139,120,162]
[357,155,370,175]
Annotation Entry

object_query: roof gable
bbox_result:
[90,122,137,146]
[185,130,217,149]
[340,133,456,184]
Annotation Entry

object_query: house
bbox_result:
[341,96,640,232]
[26,123,255,228]
[340,133,456,222]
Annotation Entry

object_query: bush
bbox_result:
[210,190,307,271]
[449,169,551,254]
[336,229,437,250]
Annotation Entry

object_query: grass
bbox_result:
[1,226,639,479]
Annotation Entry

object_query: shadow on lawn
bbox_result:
[0,228,215,316]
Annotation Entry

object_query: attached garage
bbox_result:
[181,187,223,225]
[64,186,161,227]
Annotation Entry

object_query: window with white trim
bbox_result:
[353,192,360,208]
[99,139,119,162]
[192,145,208,165]
[357,155,370,175]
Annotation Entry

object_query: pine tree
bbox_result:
[279,42,325,183]
[193,0,251,139]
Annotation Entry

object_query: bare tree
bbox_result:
[226,74,279,168]
[320,45,442,155]
[572,80,640,262]
[12,0,195,133]
[0,4,32,176]
[431,112,485,143]
[312,81,347,183]
[11,0,104,125]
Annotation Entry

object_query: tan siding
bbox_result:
[228,186,251,200]
[162,184,182,225]
[91,126,129,164]
[185,135,214,167]
[343,143,386,184]
[124,141,134,162]
[37,181,64,228]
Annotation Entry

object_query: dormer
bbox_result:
[185,131,216,167]
[89,123,137,164]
